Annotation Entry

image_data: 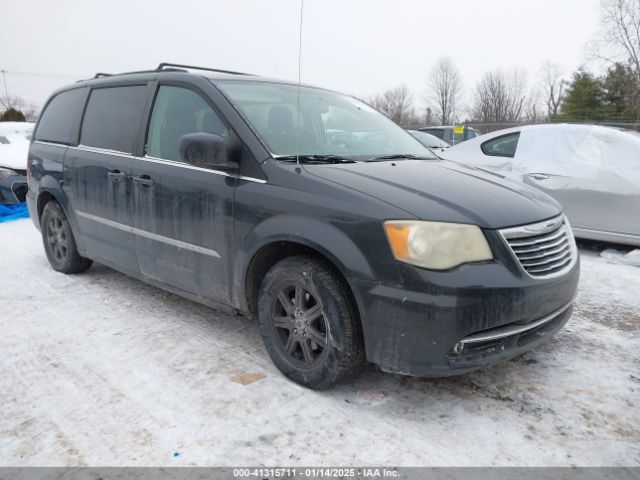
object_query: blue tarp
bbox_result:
[0,203,29,223]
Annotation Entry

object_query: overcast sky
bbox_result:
[2,0,602,113]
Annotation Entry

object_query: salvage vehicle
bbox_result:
[439,124,640,247]
[0,122,34,204]
[27,64,579,388]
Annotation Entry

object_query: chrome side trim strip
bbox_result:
[77,210,130,233]
[74,144,132,158]
[76,210,221,259]
[237,174,267,183]
[33,140,68,148]
[34,142,267,184]
[139,156,268,184]
[459,299,574,345]
[141,155,227,175]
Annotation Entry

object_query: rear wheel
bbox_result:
[257,255,364,389]
[41,201,92,274]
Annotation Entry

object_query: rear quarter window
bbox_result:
[34,88,86,145]
[80,85,147,153]
[481,132,520,157]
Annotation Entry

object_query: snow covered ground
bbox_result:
[1,218,638,466]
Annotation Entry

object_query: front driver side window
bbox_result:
[146,86,228,162]
[481,132,520,158]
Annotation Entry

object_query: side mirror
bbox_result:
[178,133,237,169]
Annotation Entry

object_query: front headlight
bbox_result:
[0,167,18,180]
[384,220,493,270]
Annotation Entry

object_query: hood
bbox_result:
[303,159,562,229]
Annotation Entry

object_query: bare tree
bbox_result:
[540,61,567,118]
[22,102,40,122]
[427,57,462,125]
[424,106,434,125]
[523,85,544,123]
[597,0,640,76]
[0,94,25,111]
[472,69,528,123]
[0,95,38,121]
[368,84,415,124]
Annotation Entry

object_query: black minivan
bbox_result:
[27,64,579,388]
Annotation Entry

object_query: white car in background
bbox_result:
[439,123,640,247]
[0,122,34,204]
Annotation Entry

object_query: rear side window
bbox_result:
[481,132,520,157]
[81,86,147,153]
[34,88,85,145]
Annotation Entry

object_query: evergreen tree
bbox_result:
[601,63,640,122]
[559,71,606,121]
[0,108,26,122]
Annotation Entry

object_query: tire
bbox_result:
[41,201,92,274]
[257,255,364,389]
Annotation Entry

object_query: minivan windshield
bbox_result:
[216,80,435,161]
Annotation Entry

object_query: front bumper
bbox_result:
[447,299,573,370]
[351,229,580,377]
[0,174,28,204]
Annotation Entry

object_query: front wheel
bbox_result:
[41,201,92,274]
[257,255,364,389]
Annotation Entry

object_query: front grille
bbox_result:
[500,215,576,278]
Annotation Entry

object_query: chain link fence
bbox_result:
[408,120,640,136]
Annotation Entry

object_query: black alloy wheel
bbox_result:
[270,282,328,367]
[45,210,68,263]
[257,255,364,389]
[41,201,92,274]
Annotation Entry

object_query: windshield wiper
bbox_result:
[366,154,434,162]
[275,154,356,164]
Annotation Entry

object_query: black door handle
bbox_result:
[132,175,154,187]
[108,170,126,182]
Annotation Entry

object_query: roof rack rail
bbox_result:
[157,62,254,76]
[88,68,185,81]
[83,64,252,83]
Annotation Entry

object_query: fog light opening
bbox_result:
[453,342,464,355]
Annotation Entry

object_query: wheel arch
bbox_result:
[35,176,69,224]
[238,215,376,323]
[36,190,57,223]
[35,177,86,254]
